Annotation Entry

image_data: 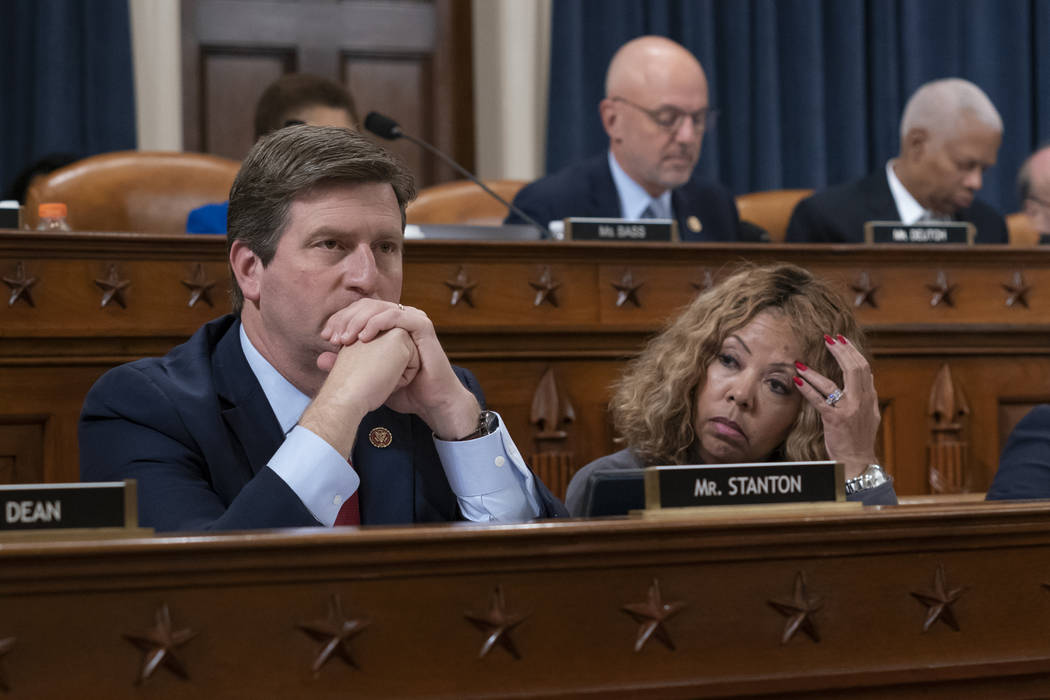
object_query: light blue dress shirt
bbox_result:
[608,151,673,220]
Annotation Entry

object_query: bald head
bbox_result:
[600,36,710,197]
[1020,145,1050,234]
[899,78,1002,145]
[605,36,707,100]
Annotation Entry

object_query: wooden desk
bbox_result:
[3,501,1050,697]
[1,231,1048,497]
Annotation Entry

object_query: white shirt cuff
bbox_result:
[432,412,541,522]
[268,425,360,527]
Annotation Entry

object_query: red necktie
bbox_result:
[334,460,361,526]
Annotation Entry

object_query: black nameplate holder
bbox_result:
[0,205,20,229]
[864,221,975,245]
[564,217,679,242]
[0,480,143,537]
[644,461,846,513]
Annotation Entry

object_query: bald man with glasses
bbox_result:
[506,36,741,242]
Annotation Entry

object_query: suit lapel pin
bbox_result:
[687,216,702,233]
[369,427,393,448]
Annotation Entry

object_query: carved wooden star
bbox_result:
[297,594,370,675]
[1002,271,1031,309]
[181,263,216,308]
[464,586,528,659]
[612,268,643,308]
[850,271,879,309]
[528,266,561,307]
[94,264,131,309]
[925,271,956,308]
[122,603,198,684]
[444,266,477,307]
[621,578,687,652]
[690,269,714,292]
[0,636,14,692]
[911,564,966,632]
[768,572,823,644]
[2,262,36,308]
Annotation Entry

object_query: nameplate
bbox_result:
[0,481,137,531]
[863,221,974,245]
[0,203,20,229]
[564,217,679,242]
[1040,233,1050,245]
[644,461,844,509]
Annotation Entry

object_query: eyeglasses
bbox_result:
[610,96,718,134]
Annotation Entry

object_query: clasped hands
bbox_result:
[299,299,479,458]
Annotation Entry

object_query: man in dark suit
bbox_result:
[786,78,1008,244]
[81,126,566,532]
[987,405,1050,500]
[506,36,739,242]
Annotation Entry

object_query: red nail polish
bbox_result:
[793,376,804,386]
[837,334,847,344]
[824,334,835,345]
[794,361,807,371]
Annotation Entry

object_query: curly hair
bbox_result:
[611,262,866,466]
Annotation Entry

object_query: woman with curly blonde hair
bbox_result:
[566,263,895,515]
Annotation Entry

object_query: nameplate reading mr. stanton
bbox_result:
[564,217,679,242]
[0,481,137,531]
[644,462,844,510]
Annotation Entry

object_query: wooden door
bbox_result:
[180,0,475,188]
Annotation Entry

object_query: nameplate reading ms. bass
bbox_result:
[864,221,975,245]
[0,481,137,531]
[564,217,679,242]
[644,462,844,509]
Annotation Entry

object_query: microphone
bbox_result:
[363,111,550,238]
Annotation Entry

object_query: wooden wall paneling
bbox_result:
[10,506,1050,695]
[0,421,45,484]
[344,53,429,183]
[201,50,293,160]
[181,0,474,187]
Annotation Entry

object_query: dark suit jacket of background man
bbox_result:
[986,404,1050,500]
[784,170,1008,244]
[79,315,567,532]
[505,154,740,242]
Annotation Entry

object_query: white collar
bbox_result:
[608,151,673,220]
[886,159,933,224]
[239,323,311,435]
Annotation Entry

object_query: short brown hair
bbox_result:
[226,125,416,311]
[253,74,360,140]
[611,263,867,465]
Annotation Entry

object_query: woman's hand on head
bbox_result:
[793,334,880,473]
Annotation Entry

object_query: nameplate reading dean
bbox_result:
[864,221,975,245]
[644,461,844,510]
[564,217,679,242]
[0,481,137,531]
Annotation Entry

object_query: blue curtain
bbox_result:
[547,0,1050,214]
[1,0,136,200]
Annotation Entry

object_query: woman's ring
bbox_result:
[825,388,845,407]
[397,303,405,312]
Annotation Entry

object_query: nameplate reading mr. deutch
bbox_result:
[864,221,974,245]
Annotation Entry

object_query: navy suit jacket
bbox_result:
[505,154,740,242]
[785,170,1008,244]
[79,315,566,531]
[987,405,1050,500]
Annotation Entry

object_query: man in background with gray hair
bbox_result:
[786,78,1007,244]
